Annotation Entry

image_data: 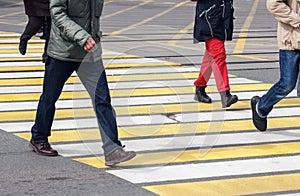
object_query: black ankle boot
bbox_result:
[19,39,28,55]
[194,86,212,103]
[220,90,238,108]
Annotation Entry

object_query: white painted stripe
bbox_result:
[0,52,137,59]
[0,78,260,93]
[0,71,75,78]
[108,154,300,184]
[0,45,44,49]
[0,33,21,37]
[175,106,300,123]
[0,39,43,43]
[48,128,300,157]
[0,99,90,112]
[104,58,167,64]
[0,62,199,77]
[0,61,43,67]
[0,65,198,78]
[0,72,44,78]
[110,90,298,106]
[105,66,200,75]
[0,83,83,93]
[0,90,297,111]
[0,65,199,75]
[0,114,175,132]
[0,53,42,58]
[1,105,300,132]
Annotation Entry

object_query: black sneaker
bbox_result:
[251,96,267,131]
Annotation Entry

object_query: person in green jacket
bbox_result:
[29,0,136,167]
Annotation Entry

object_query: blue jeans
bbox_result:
[258,50,300,117]
[31,57,122,156]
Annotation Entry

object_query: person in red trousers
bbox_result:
[193,0,238,108]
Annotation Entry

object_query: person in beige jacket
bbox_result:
[251,0,300,131]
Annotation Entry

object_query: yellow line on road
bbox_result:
[110,1,189,35]
[233,0,260,54]
[14,116,300,142]
[0,66,45,72]
[102,0,153,19]
[144,172,300,195]
[75,141,300,169]
[0,49,43,54]
[167,22,194,46]
[0,58,42,62]
[0,11,24,19]
[232,54,272,61]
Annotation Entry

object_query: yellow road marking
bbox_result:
[144,172,300,195]
[14,116,300,142]
[0,66,45,72]
[0,58,42,62]
[110,1,189,35]
[0,49,43,53]
[74,141,300,169]
[167,22,194,46]
[233,0,260,54]
[233,54,272,61]
[0,42,44,45]
[102,0,153,19]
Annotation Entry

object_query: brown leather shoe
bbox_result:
[105,149,136,167]
[29,140,58,156]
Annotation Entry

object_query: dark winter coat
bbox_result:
[23,0,50,17]
[193,0,234,43]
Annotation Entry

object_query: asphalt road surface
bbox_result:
[1,0,300,195]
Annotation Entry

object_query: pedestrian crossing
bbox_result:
[1,32,300,195]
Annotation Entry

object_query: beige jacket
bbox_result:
[267,0,300,50]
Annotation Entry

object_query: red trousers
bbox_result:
[194,37,230,92]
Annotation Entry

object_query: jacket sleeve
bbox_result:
[50,0,90,47]
[266,0,300,28]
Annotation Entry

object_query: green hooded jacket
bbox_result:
[47,0,104,62]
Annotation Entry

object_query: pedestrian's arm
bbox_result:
[50,0,91,47]
[267,0,300,28]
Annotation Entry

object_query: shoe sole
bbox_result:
[105,152,136,167]
[29,142,58,156]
